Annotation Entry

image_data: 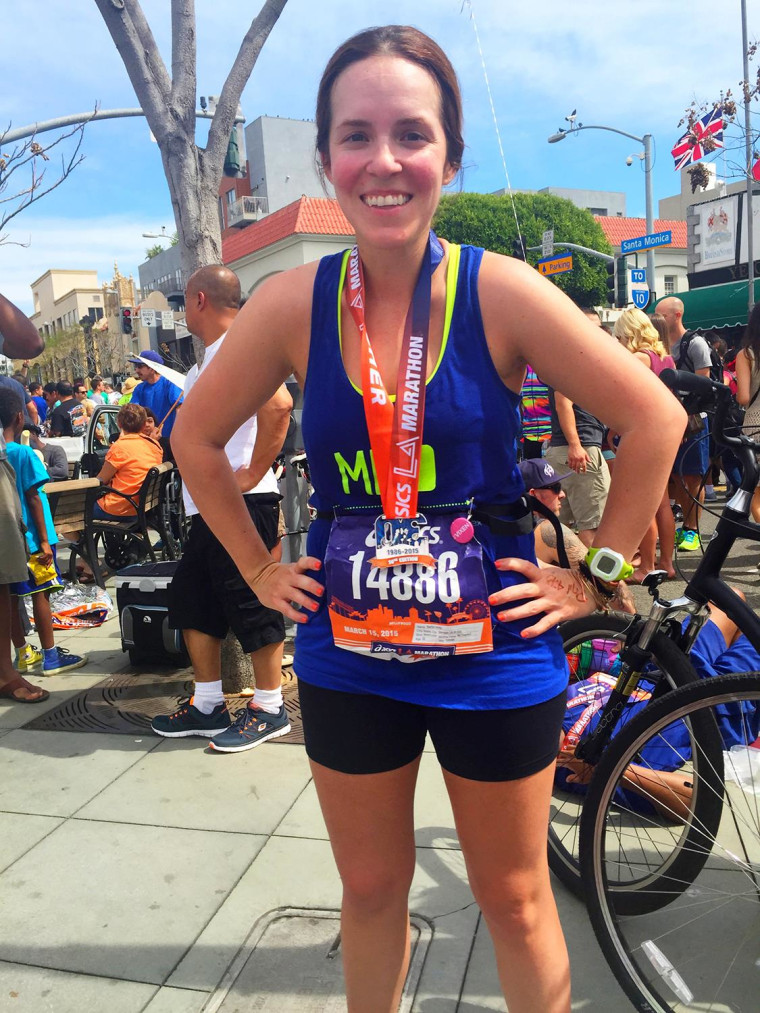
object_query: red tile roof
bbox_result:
[594,215,687,249]
[222,196,354,263]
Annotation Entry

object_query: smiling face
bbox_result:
[323,56,456,249]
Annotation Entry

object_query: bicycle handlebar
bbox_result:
[660,369,759,493]
[659,368,720,398]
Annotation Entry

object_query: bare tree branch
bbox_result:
[171,0,196,123]
[93,0,173,139]
[0,121,86,238]
[206,0,288,166]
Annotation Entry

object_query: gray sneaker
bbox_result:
[209,703,290,753]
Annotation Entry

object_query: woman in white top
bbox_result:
[735,302,760,521]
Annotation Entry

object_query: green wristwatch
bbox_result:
[584,547,634,583]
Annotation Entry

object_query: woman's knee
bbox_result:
[470,872,550,936]
[340,861,415,914]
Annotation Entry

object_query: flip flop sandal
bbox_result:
[0,677,50,704]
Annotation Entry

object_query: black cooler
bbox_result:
[115,561,189,666]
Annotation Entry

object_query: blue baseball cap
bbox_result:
[518,458,572,489]
[128,349,164,366]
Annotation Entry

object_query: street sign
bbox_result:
[629,268,650,310]
[621,230,672,255]
[536,252,573,277]
[542,229,554,259]
[160,310,175,330]
[140,308,157,327]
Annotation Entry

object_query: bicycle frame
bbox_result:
[575,372,760,764]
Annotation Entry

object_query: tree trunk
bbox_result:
[221,634,253,695]
[93,0,289,695]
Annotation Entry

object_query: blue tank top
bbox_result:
[295,244,569,709]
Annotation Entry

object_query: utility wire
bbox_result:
[461,0,524,249]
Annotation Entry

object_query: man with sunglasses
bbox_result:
[49,382,87,438]
[519,458,634,611]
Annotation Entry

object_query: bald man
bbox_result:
[152,265,294,754]
[657,296,712,551]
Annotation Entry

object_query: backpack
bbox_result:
[678,330,723,384]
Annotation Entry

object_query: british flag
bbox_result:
[671,105,725,170]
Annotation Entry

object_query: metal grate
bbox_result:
[23,668,303,742]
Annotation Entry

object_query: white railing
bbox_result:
[227,196,268,228]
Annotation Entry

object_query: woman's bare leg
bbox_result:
[443,762,570,1013]
[310,756,421,1013]
[655,489,676,578]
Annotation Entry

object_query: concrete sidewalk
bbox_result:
[0,602,636,1012]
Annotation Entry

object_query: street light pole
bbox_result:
[741,0,755,314]
[548,123,656,301]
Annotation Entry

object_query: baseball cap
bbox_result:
[518,458,572,490]
[127,349,164,366]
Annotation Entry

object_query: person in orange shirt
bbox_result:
[94,403,163,519]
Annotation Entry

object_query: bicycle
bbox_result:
[579,670,760,1013]
[550,613,701,896]
[549,368,760,907]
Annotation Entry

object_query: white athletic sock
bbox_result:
[193,680,224,714]
[252,686,283,714]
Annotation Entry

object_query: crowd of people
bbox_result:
[3,22,760,1012]
[520,298,760,583]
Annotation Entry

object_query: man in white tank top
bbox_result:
[152,267,293,752]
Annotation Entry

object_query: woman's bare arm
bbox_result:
[736,347,752,406]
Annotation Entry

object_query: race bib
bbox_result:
[324,514,494,662]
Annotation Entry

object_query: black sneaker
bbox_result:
[151,698,231,738]
[209,703,291,753]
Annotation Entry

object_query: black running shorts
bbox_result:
[297,678,567,782]
[168,495,285,654]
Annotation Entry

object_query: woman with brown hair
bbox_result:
[172,26,684,1012]
[613,308,677,579]
[94,402,162,520]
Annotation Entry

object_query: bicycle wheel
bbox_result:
[550,614,699,898]
[580,672,760,1012]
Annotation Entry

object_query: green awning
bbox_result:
[654,279,759,330]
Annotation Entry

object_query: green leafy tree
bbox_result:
[433,192,612,305]
[145,243,164,260]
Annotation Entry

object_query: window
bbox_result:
[588,207,607,216]
[92,294,101,302]
[664,275,676,295]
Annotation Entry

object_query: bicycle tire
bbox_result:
[579,674,760,1012]
[550,614,700,899]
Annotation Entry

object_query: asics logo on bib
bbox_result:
[334,445,437,496]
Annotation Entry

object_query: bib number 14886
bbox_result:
[348,550,461,605]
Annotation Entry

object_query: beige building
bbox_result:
[30,269,105,338]
[28,266,138,380]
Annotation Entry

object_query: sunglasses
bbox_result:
[544,482,563,494]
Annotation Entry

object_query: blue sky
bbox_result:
[0,0,754,313]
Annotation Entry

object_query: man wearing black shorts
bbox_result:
[151,266,292,752]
